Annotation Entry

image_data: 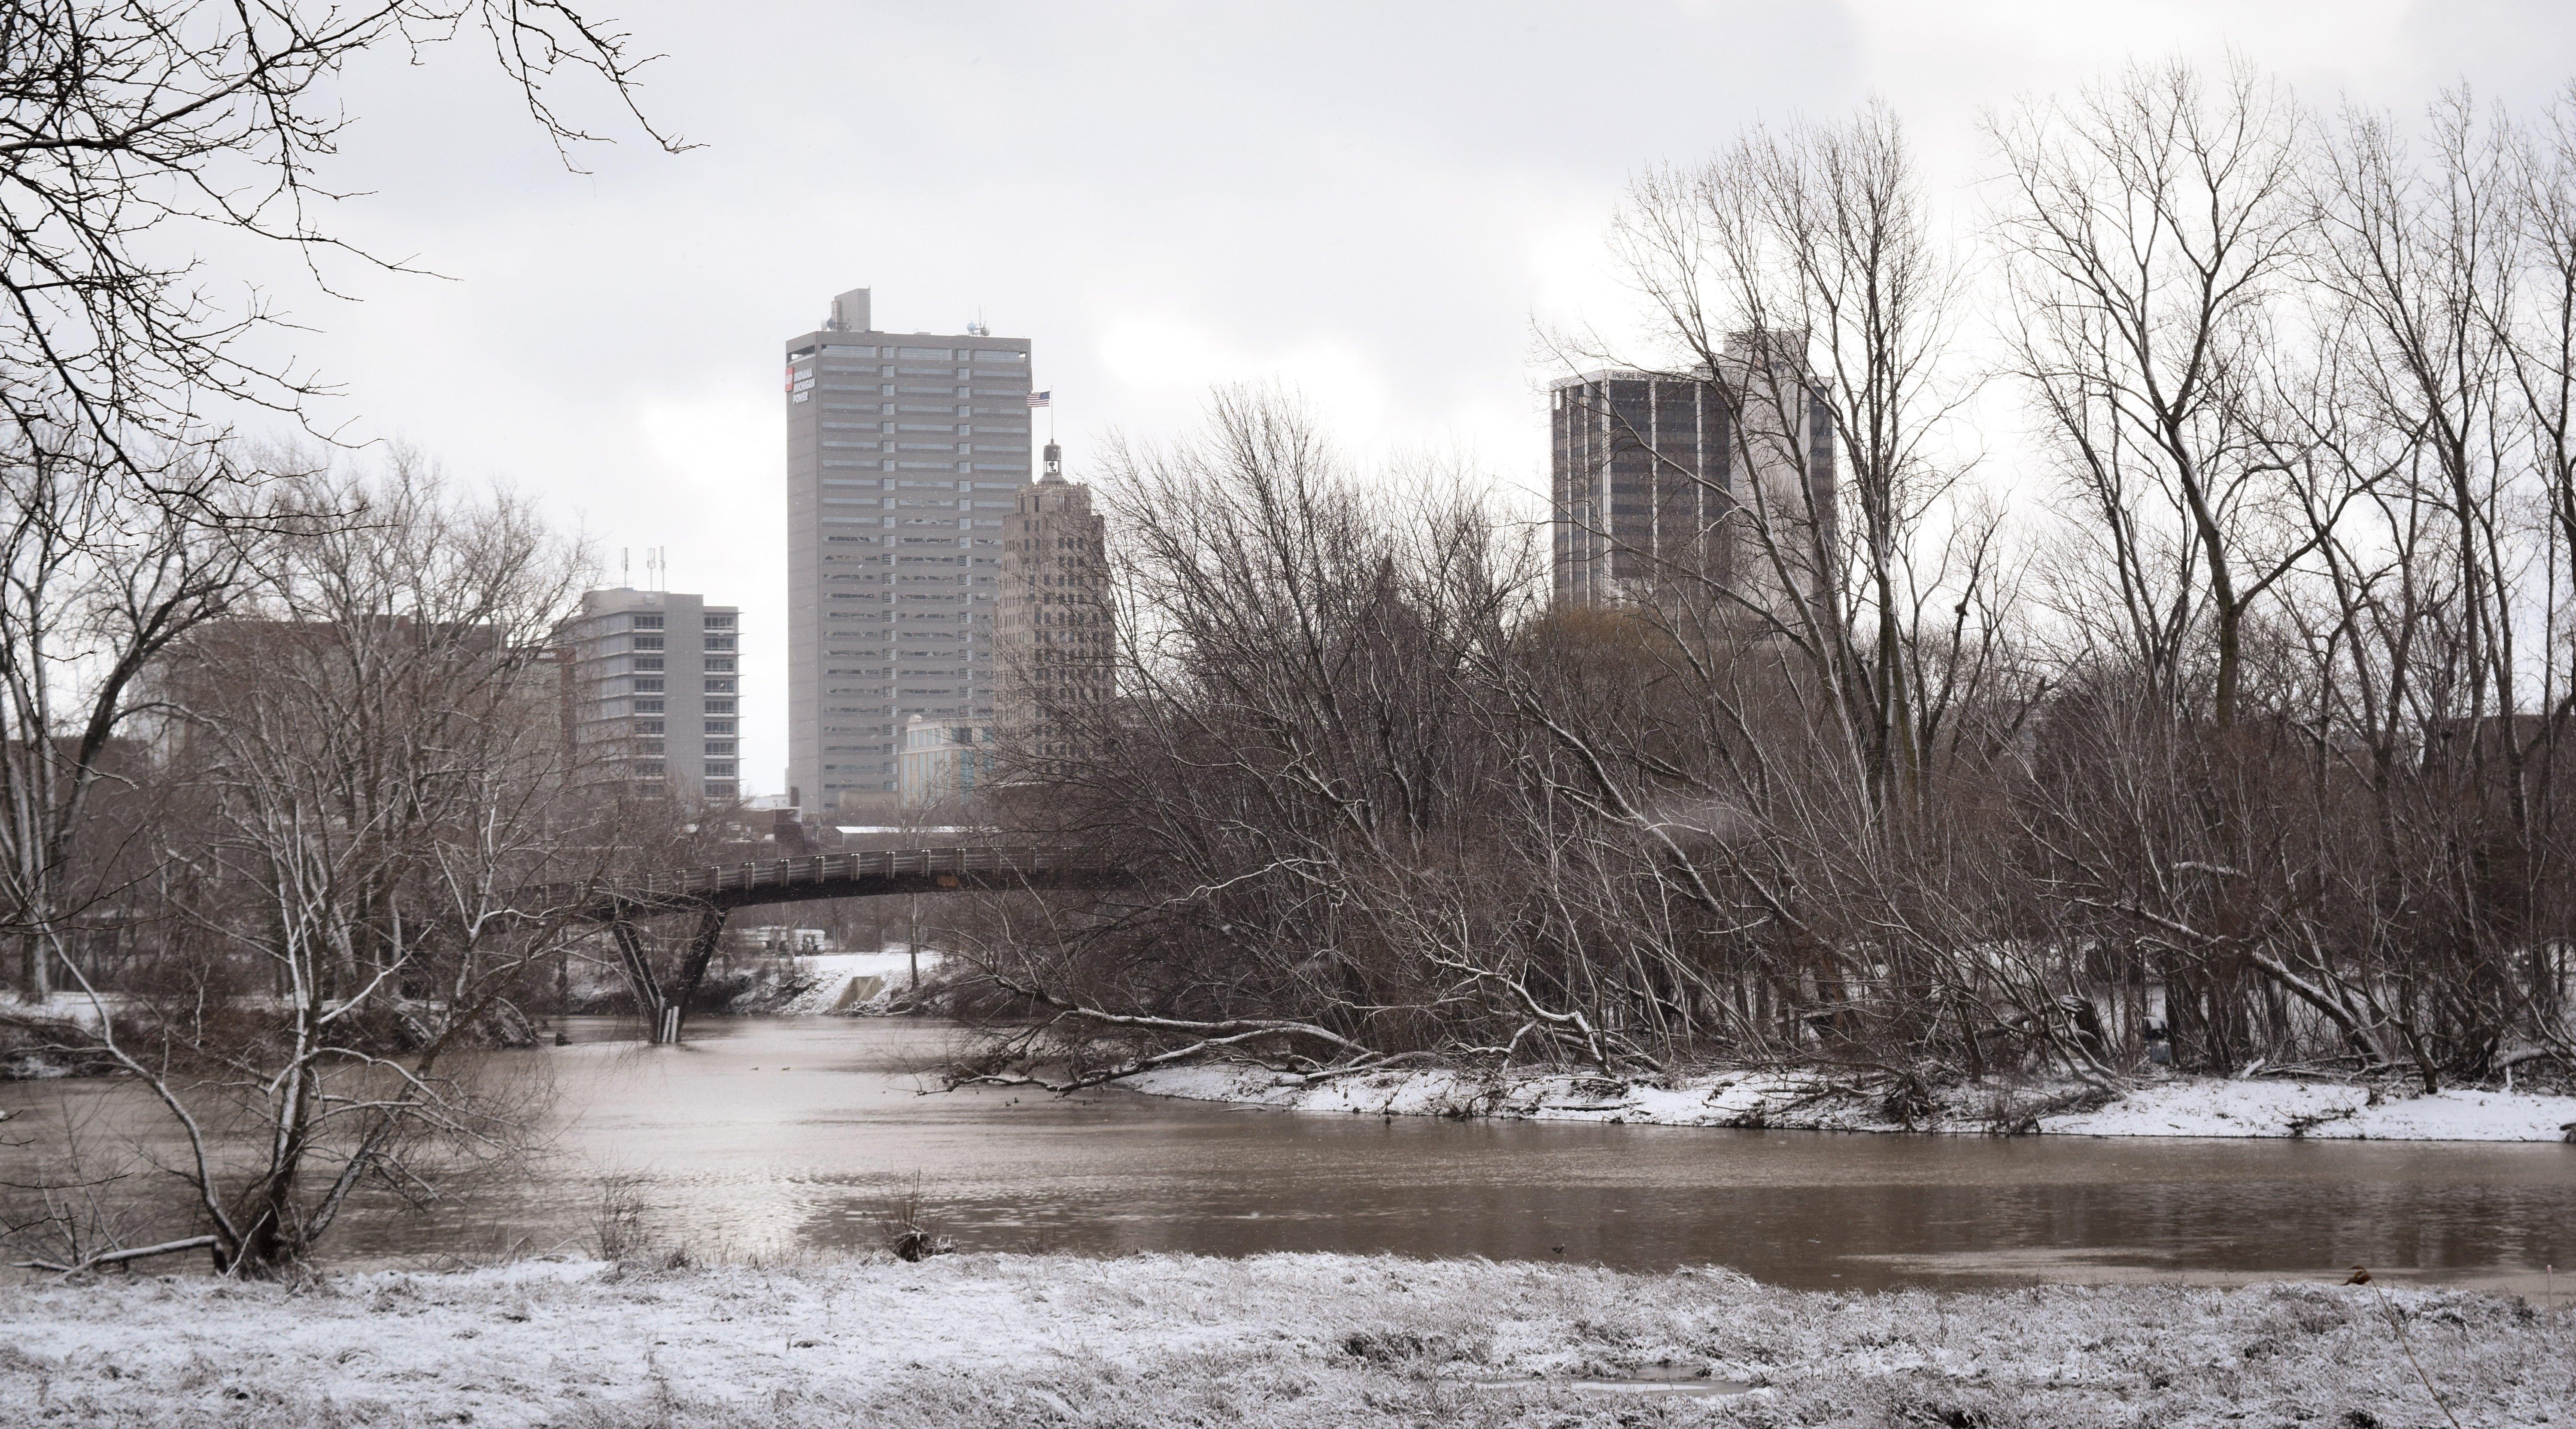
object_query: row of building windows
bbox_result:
[600,611,735,632]
[810,460,1034,475]
[819,409,1030,425]
[805,380,1026,395]
[629,760,741,778]
[600,711,739,737]
[817,479,1018,491]
[790,346,1027,363]
[817,518,1016,529]
[576,650,732,672]
[605,720,741,739]
[614,697,737,715]
[893,410,1027,422]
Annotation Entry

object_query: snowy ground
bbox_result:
[769,947,943,1016]
[1127,1062,2576,1141]
[3,1251,2566,1427]
[1,993,136,1079]
[0,991,132,1031]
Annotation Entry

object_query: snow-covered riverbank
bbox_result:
[1127,1062,2576,1141]
[767,948,943,1015]
[3,1252,2564,1427]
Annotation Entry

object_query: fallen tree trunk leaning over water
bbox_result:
[945,973,1396,1092]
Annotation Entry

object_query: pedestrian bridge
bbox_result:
[533,845,1131,921]
[526,845,1132,1043]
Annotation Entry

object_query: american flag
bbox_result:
[1027,391,1051,408]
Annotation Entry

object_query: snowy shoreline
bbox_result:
[4,1252,2567,1427]
[758,949,943,1016]
[1124,1062,2576,1142]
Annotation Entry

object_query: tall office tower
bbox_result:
[997,439,1113,741]
[560,587,743,803]
[1549,333,1836,611]
[784,288,1033,816]
[1551,369,1731,608]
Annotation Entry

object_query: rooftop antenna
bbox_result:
[966,308,988,337]
[621,547,631,587]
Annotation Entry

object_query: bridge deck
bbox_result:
[530,845,1128,920]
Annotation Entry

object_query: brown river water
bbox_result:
[6,1015,2573,1292]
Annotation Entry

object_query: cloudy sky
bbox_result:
[262,0,2576,797]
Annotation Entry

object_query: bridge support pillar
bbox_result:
[608,904,731,1046]
[668,905,729,1044]
[607,917,673,1045]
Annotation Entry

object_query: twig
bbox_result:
[2369,1284,2464,1429]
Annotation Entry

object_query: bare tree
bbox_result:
[1608,100,1975,818]
[0,0,681,998]
[1992,58,2313,729]
[2313,91,2523,778]
[22,457,601,1274]
[0,437,249,1002]
[1530,104,2044,1073]
[2496,86,2576,1053]
[960,390,1550,1082]
[0,0,682,470]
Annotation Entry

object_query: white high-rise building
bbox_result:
[783,287,1033,815]
[559,587,741,803]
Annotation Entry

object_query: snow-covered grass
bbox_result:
[1128,1062,2576,1141]
[2,1251,2567,1427]
[769,947,942,1016]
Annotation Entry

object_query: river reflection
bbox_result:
[9,1016,2573,1292]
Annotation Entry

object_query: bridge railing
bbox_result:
[518,845,1123,918]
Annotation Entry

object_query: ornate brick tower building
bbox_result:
[997,440,1112,743]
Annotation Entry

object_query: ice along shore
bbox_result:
[1124,1063,2576,1141]
[5,1252,2568,1428]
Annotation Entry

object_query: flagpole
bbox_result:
[1027,386,1056,474]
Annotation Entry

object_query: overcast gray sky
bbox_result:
[263,0,2576,797]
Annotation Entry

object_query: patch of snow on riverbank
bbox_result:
[1131,1064,1900,1129]
[0,990,137,1029]
[1125,1062,2576,1141]
[2044,1078,2576,1140]
[773,947,941,1015]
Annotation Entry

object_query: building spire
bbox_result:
[1042,440,1065,484]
